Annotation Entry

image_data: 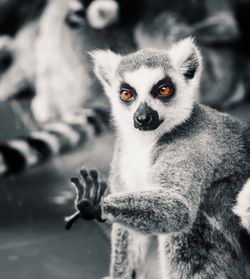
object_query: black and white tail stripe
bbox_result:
[0,107,110,176]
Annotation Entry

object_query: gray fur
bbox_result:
[117,48,172,78]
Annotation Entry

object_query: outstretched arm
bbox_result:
[102,189,192,234]
[102,146,214,234]
[66,141,217,234]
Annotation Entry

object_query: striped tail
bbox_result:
[0,107,110,176]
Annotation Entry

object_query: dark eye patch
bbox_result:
[150,76,176,102]
[119,82,137,105]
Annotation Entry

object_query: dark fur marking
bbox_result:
[26,137,52,160]
[173,214,216,274]
[92,107,111,127]
[119,82,137,105]
[0,144,26,173]
[183,51,199,80]
[150,76,176,102]
[86,116,102,135]
[0,49,13,75]
[132,270,136,279]
[239,228,250,262]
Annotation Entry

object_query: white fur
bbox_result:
[44,122,81,146]
[233,178,250,233]
[34,0,90,123]
[168,37,202,96]
[168,38,198,71]
[31,95,57,124]
[119,131,157,193]
[90,49,122,90]
[158,235,172,279]
[0,154,7,175]
[124,67,165,102]
[68,0,83,11]
[86,0,119,29]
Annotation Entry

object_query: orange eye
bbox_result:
[159,86,172,97]
[120,90,133,101]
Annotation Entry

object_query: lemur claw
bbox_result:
[65,168,107,230]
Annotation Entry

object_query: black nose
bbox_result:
[133,103,162,131]
[135,113,152,126]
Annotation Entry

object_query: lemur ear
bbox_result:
[89,50,122,88]
[168,37,202,80]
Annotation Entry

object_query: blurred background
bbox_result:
[0,0,250,278]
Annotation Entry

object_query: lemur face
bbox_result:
[91,38,202,134]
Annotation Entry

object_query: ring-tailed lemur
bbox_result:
[67,38,250,278]
[0,107,109,177]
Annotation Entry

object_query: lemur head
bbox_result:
[91,37,202,135]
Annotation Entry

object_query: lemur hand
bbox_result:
[65,168,107,230]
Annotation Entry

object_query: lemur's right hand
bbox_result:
[65,168,107,230]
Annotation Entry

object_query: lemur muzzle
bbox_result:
[133,103,163,131]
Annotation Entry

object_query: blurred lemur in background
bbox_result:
[67,0,248,109]
[0,0,123,175]
[0,0,135,177]
[67,38,250,279]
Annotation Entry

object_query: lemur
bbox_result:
[66,38,250,279]
[0,0,113,177]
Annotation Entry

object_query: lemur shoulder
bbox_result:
[68,38,250,279]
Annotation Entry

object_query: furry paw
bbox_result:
[65,168,107,229]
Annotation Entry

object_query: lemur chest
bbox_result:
[119,140,154,192]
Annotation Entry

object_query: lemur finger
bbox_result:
[93,182,100,206]
[80,168,89,179]
[90,169,99,200]
[80,169,94,199]
[71,177,86,202]
[90,169,98,185]
[96,181,107,204]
